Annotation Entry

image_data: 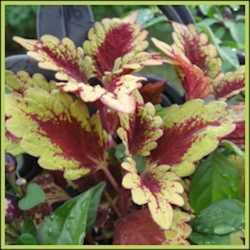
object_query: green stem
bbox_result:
[6,231,17,240]
[6,226,19,238]
[6,173,23,197]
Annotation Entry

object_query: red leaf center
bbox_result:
[151,118,206,165]
[141,172,161,193]
[32,114,104,170]
[95,23,134,75]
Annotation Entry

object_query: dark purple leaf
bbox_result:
[37,6,94,46]
[5,55,55,80]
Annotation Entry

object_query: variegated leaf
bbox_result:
[5,122,23,156]
[171,22,222,79]
[99,74,145,113]
[152,38,212,100]
[6,72,109,180]
[223,103,245,147]
[57,74,145,113]
[95,102,120,135]
[13,35,95,82]
[164,209,192,245]
[121,157,184,229]
[223,121,245,147]
[179,179,194,214]
[83,18,162,76]
[117,103,163,157]
[150,99,235,177]
[6,70,54,96]
[5,71,43,155]
[213,66,245,100]
[13,18,161,114]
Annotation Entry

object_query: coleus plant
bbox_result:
[5,8,245,246]
[152,21,245,148]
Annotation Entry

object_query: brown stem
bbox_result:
[104,192,121,218]
[85,232,96,245]
[101,166,120,193]
[93,168,121,218]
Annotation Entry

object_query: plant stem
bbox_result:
[6,173,23,197]
[86,232,96,245]
[93,169,121,218]
[6,226,19,238]
[104,192,121,218]
[6,231,17,240]
[101,166,120,193]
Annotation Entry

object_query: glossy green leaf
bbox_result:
[86,182,106,232]
[192,199,244,235]
[16,233,38,245]
[214,27,226,39]
[199,5,212,15]
[114,144,126,162]
[135,8,155,26]
[189,230,244,245]
[155,104,167,119]
[198,18,218,27]
[221,141,244,157]
[231,5,240,11]
[189,231,230,245]
[21,219,37,237]
[127,7,166,29]
[133,155,146,173]
[143,16,166,28]
[189,151,241,213]
[220,47,239,71]
[37,182,105,244]
[198,25,239,71]
[18,183,46,210]
[224,20,244,46]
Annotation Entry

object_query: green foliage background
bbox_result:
[5,5,245,55]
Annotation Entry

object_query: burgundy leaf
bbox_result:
[113,208,165,245]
